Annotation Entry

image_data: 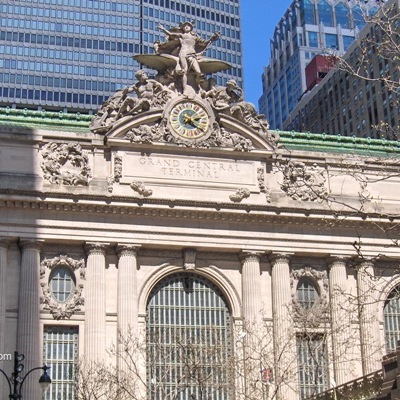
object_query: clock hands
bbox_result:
[182,113,205,131]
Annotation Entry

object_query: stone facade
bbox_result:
[1,32,400,399]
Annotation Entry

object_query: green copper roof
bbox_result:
[0,107,399,157]
[0,107,91,133]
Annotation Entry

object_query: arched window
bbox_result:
[384,286,400,352]
[49,267,75,302]
[297,278,319,309]
[147,273,232,400]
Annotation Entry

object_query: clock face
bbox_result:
[169,101,210,139]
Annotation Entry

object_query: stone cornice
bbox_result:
[0,192,398,232]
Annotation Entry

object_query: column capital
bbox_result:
[85,242,109,256]
[327,255,350,269]
[356,257,375,269]
[116,244,141,257]
[19,239,44,251]
[269,252,292,265]
[239,250,264,262]
[0,238,11,249]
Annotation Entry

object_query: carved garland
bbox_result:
[40,255,85,320]
[41,142,91,186]
[290,266,329,326]
[281,161,327,202]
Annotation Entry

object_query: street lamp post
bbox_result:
[0,351,51,399]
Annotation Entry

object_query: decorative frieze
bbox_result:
[41,142,91,186]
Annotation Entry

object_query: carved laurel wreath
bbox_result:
[290,266,329,326]
[40,255,85,320]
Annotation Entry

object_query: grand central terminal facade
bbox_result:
[1,25,400,400]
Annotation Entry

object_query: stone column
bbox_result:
[329,256,352,385]
[85,242,108,363]
[357,259,381,374]
[18,240,42,400]
[117,245,141,371]
[241,251,263,323]
[270,253,297,400]
[0,239,10,374]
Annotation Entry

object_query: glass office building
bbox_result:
[0,0,243,113]
[258,0,379,130]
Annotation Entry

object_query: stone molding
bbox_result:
[39,255,85,320]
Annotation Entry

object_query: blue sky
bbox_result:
[241,1,292,107]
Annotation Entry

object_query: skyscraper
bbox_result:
[0,0,243,113]
[258,0,379,130]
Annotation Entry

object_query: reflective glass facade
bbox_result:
[258,0,375,130]
[0,0,242,113]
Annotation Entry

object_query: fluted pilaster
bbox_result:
[0,239,10,374]
[18,240,42,400]
[270,253,297,400]
[85,242,108,363]
[357,259,381,373]
[329,256,352,385]
[240,251,263,323]
[117,245,141,359]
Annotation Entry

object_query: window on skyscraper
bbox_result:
[308,31,319,48]
[343,35,354,51]
[335,3,351,29]
[325,33,338,50]
[318,0,334,27]
[301,0,316,25]
[352,5,366,30]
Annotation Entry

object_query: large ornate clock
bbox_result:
[169,100,211,139]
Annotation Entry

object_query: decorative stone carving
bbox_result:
[130,181,153,197]
[229,187,251,203]
[290,266,329,325]
[41,142,91,186]
[90,20,275,150]
[257,166,271,203]
[203,79,269,135]
[40,255,85,320]
[90,70,173,133]
[107,154,123,193]
[281,161,327,201]
[183,248,196,270]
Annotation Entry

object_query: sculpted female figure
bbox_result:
[157,21,220,93]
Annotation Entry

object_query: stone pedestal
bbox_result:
[17,240,42,400]
[117,244,141,372]
[357,259,381,373]
[270,253,297,400]
[329,256,352,385]
[85,243,108,363]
